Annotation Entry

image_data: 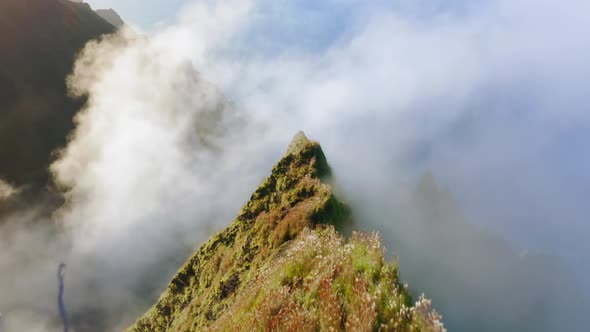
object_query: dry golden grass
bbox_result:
[208,227,445,332]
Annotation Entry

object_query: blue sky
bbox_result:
[87,0,187,27]
[87,0,482,30]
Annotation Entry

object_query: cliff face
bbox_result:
[0,0,115,186]
[128,132,445,331]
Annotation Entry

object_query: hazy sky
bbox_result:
[83,0,590,297]
[86,0,479,30]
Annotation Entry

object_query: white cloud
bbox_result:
[0,179,18,200]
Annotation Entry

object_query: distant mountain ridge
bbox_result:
[0,0,116,187]
[96,8,125,28]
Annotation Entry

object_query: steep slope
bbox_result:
[0,0,115,186]
[128,132,445,331]
[95,8,125,28]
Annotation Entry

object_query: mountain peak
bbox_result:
[95,8,125,28]
[286,131,310,155]
[128,133,444,331]
[282,131,332,179]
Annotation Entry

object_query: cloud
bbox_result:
[0,180,18,201]
[2,2,269,329]
[2,0,590,330]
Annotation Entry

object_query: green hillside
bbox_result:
[128,132,445,332]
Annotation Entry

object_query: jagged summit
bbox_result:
[95,8,125,28]
[286,131,311,155]
[128,133,444,331]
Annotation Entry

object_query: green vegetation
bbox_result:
[128,132,444,331]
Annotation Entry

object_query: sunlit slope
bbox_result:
[128,132,445,331]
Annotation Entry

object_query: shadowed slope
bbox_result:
[128,132,444,331]
[0,0,115,186]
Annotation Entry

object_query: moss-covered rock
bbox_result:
[127,132,445,332]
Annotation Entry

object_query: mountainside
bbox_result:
[0,0,115,186]
[128,132,445,331]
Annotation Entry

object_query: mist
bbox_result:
[0,181,17,201]
[1,0,590,331]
